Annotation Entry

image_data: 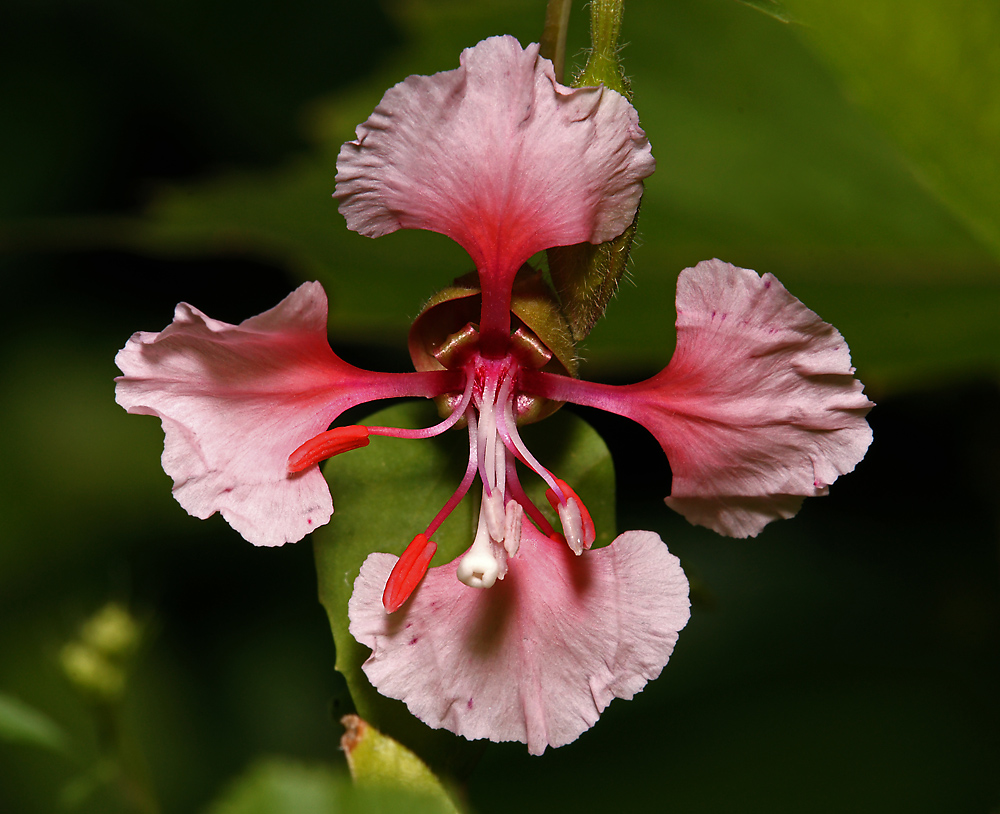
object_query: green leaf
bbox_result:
[0,692,69,754]
[312,401,615,769]
[203,758,453,814]
[733,0,794,24]
[578,0,1000,389]
[341,715,459,813]
[783,0,1000,262]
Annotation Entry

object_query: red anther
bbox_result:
[545,478,596,548]
[383,533,438,613]
[287,426,370,473]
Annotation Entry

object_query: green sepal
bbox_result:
[547,209,640,342]
[408,267,578,383]
[408,267,578,423]
[573,0,629,98]
[546,0,641,342]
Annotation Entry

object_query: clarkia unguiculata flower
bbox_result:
[115,36,872,755]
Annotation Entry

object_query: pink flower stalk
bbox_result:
[115,36,873,753]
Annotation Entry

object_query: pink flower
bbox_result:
[115,36,872,753]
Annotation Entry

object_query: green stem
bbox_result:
[539,0,572,82]
[96,701,161,814]
[576,0,628,97]
[589,0,625,59]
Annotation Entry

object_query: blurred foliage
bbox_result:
[203,757,455,814]
[785,0,1000,263]
[5,0,998,389]
[735,0,794,24]
[340,715,460,813]
[0,694,70,755]
[60,602,143,701]
[1,0,998,813]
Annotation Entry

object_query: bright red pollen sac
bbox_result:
[383,533,438,613]
[287,425,371,473]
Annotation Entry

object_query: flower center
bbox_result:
[288,344,595,612]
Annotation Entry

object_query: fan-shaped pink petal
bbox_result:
[114,282,441,546]
[335,36,654,284]
[627,259,873,537]
[349,523,689,755]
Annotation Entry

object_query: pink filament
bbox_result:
[366,371,475,440]
[496,392,563,501]
[504,454,556,538]
[424,411,481,538]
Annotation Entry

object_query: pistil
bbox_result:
[457,493,505,589]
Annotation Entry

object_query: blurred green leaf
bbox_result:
[0,693,69,754]
[733,0,794,24]
[313,401,615,768]
[784,0,1000,263]
[203,757,452,814]
[341,715,459,813]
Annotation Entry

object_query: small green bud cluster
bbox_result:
[60,603,142,701]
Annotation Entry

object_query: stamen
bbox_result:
[556,498,585,555]
[498,394,562,497]
[545,478,596,554]
[382,533,438,613]
[287,426,370,473]
[503,499,522,557]
[483,487,506,541]
[493,368,515,500]
[367,371,475,440]
[424,409,480,538]
[476,370,501,495]
[504,454,557,537]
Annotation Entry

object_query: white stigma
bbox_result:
[457,513,501,589]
